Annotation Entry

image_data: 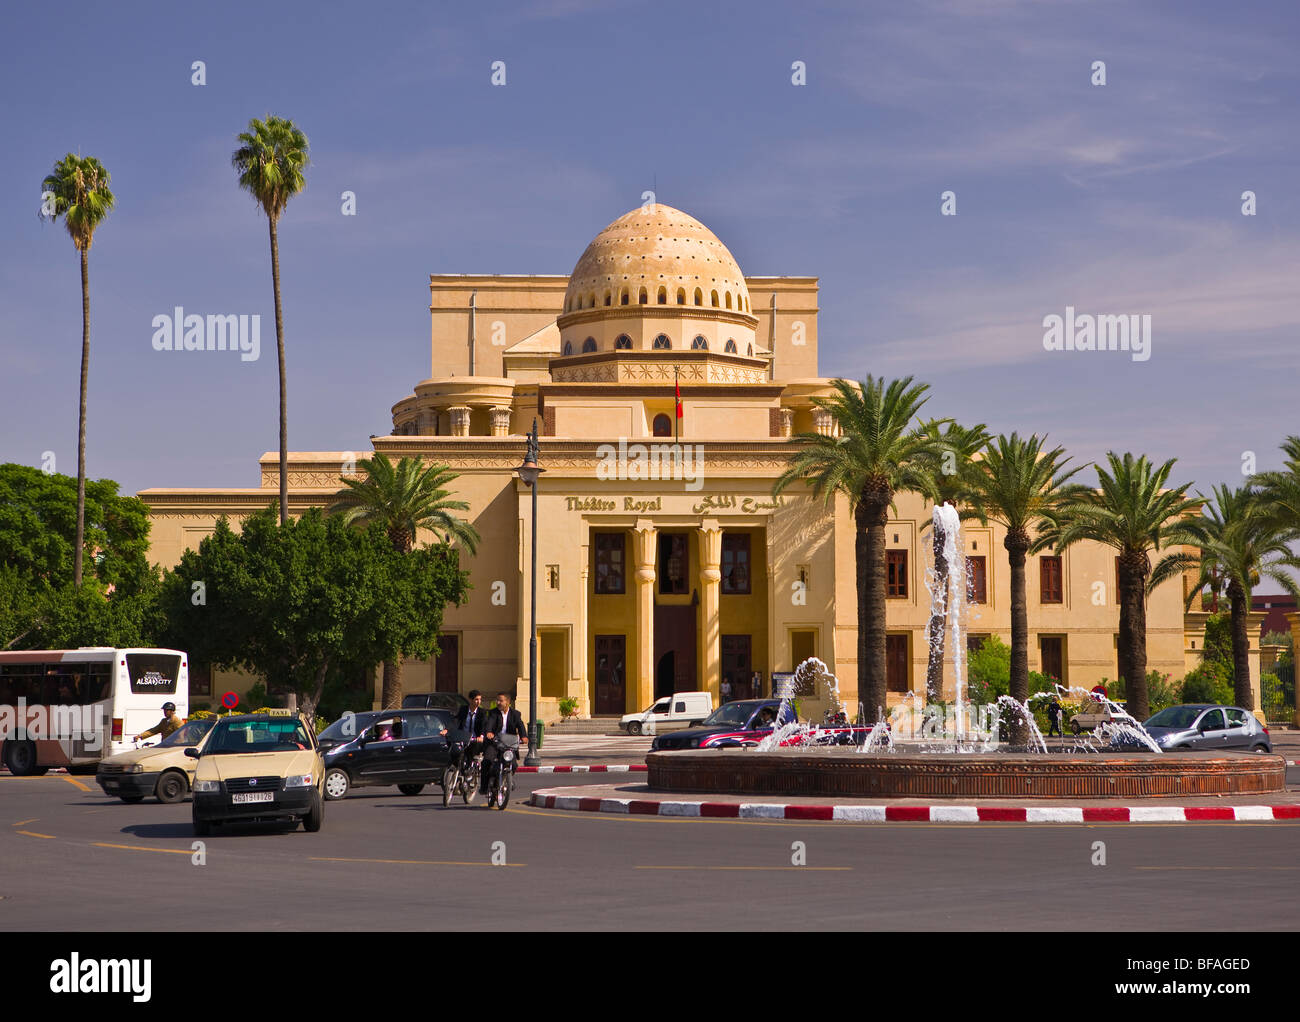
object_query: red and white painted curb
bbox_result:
[516,764,647,774]
[529,791,1300,823]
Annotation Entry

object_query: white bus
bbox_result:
[0,648,189,775]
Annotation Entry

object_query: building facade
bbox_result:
[141,204,1246,718]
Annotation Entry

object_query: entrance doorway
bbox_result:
[594,635,626,715]
[653,604,697,698]
[722,634,753,700]
[435,635,459,693]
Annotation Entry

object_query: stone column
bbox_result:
[449,405,472,437]
[575,538,590,716]
[812,407,833,436]
[632,520,657,713]
[779,407,794,438]
[698,520,723,702]
[490,406,511,437]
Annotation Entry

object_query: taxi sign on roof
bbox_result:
[266,708,293,717]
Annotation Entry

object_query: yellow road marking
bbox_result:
[92,843,192,855]
[635,865,851,871]
[16,830,55,839]
[1135,865,1300,871]
[309,856,524,867]
[13,818,38,827]
[61,775,91,792]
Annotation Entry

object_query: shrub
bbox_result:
[558,697,579,718]
[1146,670,1178,713]
[967,635,1010,704]
[1179,662,1233,705]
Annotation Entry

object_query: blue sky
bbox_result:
[2,0,1298,554]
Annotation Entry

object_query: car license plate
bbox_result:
[231,792,274,804]
[103,781,118,790]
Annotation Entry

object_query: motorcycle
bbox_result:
[442,737,484,808]
[483,734,520,810]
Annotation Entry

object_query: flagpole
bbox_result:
[674,364,679,444]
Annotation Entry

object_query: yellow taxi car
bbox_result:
[187,710,325,836]
[96,717,216,804]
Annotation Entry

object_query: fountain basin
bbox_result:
[646,749,1286,799]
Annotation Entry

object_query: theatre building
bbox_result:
[141,204,1243,719]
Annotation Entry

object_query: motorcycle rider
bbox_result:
[453,690,487,772]
[482,692,528,792]
[136,702,183,743]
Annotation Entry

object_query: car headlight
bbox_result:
[285,774,314,788]
[690,737,703,748]
[126,763,146,774]
[193,779,220,792]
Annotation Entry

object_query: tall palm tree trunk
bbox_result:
[1005,534,1029,745]
[1116,556,1150,719]
[381,658,402,711]
[74,247,89,587]
[269,217,288,525]
[859,500,889,720]
[1227,581,1253,710]
[926,524,949,701]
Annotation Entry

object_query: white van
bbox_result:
[620,692,713,735]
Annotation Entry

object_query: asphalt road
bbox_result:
[3,771,1299,931]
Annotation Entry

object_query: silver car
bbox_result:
[1142,704,1272,753]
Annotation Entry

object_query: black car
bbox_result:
[319,709,461,799]
[401,692,469,711]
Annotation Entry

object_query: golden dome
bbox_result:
[562,204,752,315]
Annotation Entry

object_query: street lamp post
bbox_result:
[516,419,545,767]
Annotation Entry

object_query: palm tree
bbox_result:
[964,434,1085,740]
[232,116,310,525]
[40,154,115,587]
[1044,452,1200,721]
[1254,435,1300,532]
[1181,485,1300,709]
[773,377,945,720]
[331,453,480,708]
[918,420,989,702]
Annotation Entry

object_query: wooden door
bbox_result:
[435,635,459,693]
[886,634,909,693]
[722,635,752,699]
[594,635,626,715]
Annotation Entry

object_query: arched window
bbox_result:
[582,337,597,353]
[588,293,597,309]
[693,288,703,306]
[724,339,737,354]
[652,414,672,437]
[615,334,633,350]
[657,286,667,304]
[710,290,719,308]
[691,335,708,350]
[652,334,671,350]
[604,291,612,306]
[638,287,648,304]
[676,288,686,305]
[747,343,754,356]
[621,289,629,305]
[725,292,733,309]
[563,340,573,356]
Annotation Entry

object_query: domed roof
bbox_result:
[563,204,752,314]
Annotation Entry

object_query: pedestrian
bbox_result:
[1046,697,1063,738]
[720,677,733,704]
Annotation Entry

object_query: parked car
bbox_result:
[96,717,216,803]
[1069,700,1139,734]
[650,699,874,751]
[1143,704,1272,753]
[318,708,460,800]
[401,692,469,712]
[620,691,713,735]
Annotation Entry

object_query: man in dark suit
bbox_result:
[483,692,528,793]
[454,690,487,770]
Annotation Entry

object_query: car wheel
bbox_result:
[398,783,425,796]
[120,794,146,804]
[3,740,48,777]
[323,768,350,801]
[303,793,324,833]
[1252,744,1270,753]
[628,721,642,736]
[155,770,188,804]
[1070,721,1082,736]
[192,813,211,837]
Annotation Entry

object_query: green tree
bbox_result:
[1253,435,1300,533]
[161,509,468,719]
[39,154,115,585]
[966,634,1010,704]
[964,434,1085,741]
[231,116,310,526]
[330,453,479,708]
[917,420,989,701]
[773,377,947,718]
[1181,485,1300,709]
[1044,452,1200,721]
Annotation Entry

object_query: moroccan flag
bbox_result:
[675,373,682,419]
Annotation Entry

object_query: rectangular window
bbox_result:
[594,533,625,595]
[966,556,987,604]
[1040,556,1063,604]
[658,534,689,595]
[1040,636,1064,682]
[886,549,908,599]
[966,634,990,656]
[721,533,751,594]
[886,634,909,692]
